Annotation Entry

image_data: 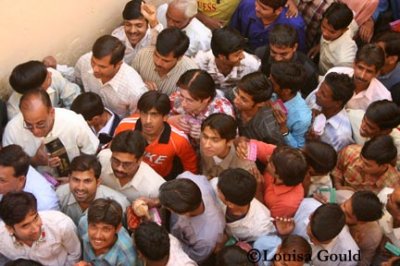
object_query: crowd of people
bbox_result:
[0,0,400,265]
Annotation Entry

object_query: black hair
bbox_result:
[365,100,400,130]
[111,130,148,159]
[137,91,171,116]
[279,235,312,263]
[310,203,345,242]
[271,146,307,186]
[70,154,102,179]
[270,62,306,94]
[322,2,353,30]
[159,178,202,214]
[216,246,253,266]
[237,72,273,103]
[88,198,123,228]
[156,28,189,58]
[201,113,237,141]
[0,192,37,227]
[70,92,104,121]
[351,191,383,222]
[375,31,400,60]
[258,0,288,10]
[177,69,216,101]
[355,44,385,72]
[134,221,171,261]
[361,135,397,165]
[323,72,355,108]
[0,145,30,177]
[211,27,246,58]
[217,168,256,206]
[122,0,144,20]
[9,61,48,94]
[92,35,125,65]
[5,259,43,266]
[302,140,337,175]
[269,24,298,48]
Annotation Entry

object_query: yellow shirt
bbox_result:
[197,0,240,25]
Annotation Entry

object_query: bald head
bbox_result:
[19,89,52,111]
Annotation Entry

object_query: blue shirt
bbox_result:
[283,92,312,148]
[378,63,400,91]
[229,0,307,52]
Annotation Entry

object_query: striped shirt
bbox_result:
[132,47,198,95]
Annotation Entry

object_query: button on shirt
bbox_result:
[0,211,81,266]
[75,52,147,118]
[98,149,165,202]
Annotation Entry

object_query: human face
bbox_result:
[360,116,382,138]
[220,50,245,67]
[233,88,256,112]
[153,51,179,76]
[69,170,99,206]
[123,18,148,47]
[266,160,284,185]
[88,222,119,256]
[270,44,297,62]
[139,108,166,137]
[7,211,42,246]
[340,198,358,225]
[91,54,121,83]
[21,102,54,138]
[200,126,231,158]
[166,5,191,29]
[179,88,210,115]
[0,166,25,195]
[255,0,280,21]
[315,81,339,109]
[358,155,387,176]
[353,61,378,88]
[110,152,141,181]
[321,18,346,41]
[386,189,400,221]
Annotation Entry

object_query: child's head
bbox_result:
[321,2,353,41]
[274,235,312,266]
[216,246,253,266]
[302,140,337,176]
[217,168,256,208]
[268,146,307,186]
[200,113,237,158]
[71,92,105,122]
[211,27,246,68]
[87,198,123,255]
[9,61,50,93]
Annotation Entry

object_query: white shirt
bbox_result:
[319,30,357,75]
[7,68,81,120]
[3,108,99,175]
[157,4,212,57]
[194,50,260,93]
[378,187,400,247]
[56,184,130,225]
[111,24,163,64]
[0,210,81,266]
[75,52,147,118]
[98,149,165,202]
[167,234,198,266]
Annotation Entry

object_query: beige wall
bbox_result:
[0,0,167,99]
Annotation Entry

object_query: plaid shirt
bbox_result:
[331,144,400,193]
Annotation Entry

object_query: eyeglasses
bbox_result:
[110,156,138,170]
[23,120,48,130]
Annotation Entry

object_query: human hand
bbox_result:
[234,137,250,160]
[141,2,158,28]
[272,108,289,134]
[359,18,374,43]
[313,192,328,204]
[145,81,158,91]
[307,44,320,59]
[275,217,295,236]
[48,156,61,168]
[285,0,298,18]
[74,261,92,266]
[31,142,49,166]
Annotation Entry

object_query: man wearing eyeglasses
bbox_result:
[98,130,165,202]
[2,89,99,177]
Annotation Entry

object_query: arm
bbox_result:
[196,11,225,30]
[75,114,100,154]
[48,68,81,109]
[253,140,276,165]
[62,218,82,266]
[330,148,347,189]
[176,138,198,174]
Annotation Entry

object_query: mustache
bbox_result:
[354,76,368,83]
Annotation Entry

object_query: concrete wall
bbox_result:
[0,0,167,99]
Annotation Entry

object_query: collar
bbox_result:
[134,119,171,144]
[379,63,400,79]
[284,92,302,108]
[326,109,347,130]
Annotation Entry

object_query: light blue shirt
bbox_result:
[283,92,312,148]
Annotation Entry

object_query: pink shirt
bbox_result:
[342,0,378,25]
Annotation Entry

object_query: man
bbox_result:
[196,0,241,29]
[114,91,198,180]
[56,154,130,225]
[340,191,384,265]
[332,136,400,193]
[75,35,147,118]
[194,26,260,97]
[0,145,59,211]
[77,199,137,265]
[270,62,312,148]
[134,221,196,266]
[98,130,165,202]
[233,72,284,145]
[156,0,211,57]
[2,89,99,176]
[230,0,306,52]
[71,92,121,146]
[306,72,354,151]
[112,0,163,63]
[7,60,80,120]
[132,28,197,95]
[378,187,400,252]
[0,192,81,265]
[259,24,318,97]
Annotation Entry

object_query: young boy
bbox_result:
[310,2,357,75]
[77,198,137,265]
[200,113,254,179]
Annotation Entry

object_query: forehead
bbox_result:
[92,54,112,66]
[354,61,377,72]
[16,211,38,228]
[21,102,50,121]
[140,107,162,115]
[112,151,137,162]
[319,81,332,95]
[154,50,177,61]
[124,18,147,25]
[0,165,16,178]
[88,222,116,230]
[202,126,221,138]
[270,44,294,53]
[70,169,96,180]
[360,155,378,166]
[167,4,186,18]
[237,88,253,99]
